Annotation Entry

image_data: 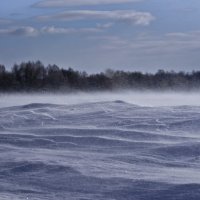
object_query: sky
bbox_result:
[0,0,200,72]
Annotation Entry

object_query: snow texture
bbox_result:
[0,99,200,199]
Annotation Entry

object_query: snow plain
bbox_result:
[0,92,200,200]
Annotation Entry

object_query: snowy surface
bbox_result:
[0,93,200,199]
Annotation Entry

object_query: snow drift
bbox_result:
[0,93,200,199]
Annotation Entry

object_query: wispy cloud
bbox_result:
[41,26,102,34]
[0,26,104,37]
[166,31,200,40]
[37,10,154,25]
[93,31,200,55]
[0,26,38,37]
[34,0,141,7]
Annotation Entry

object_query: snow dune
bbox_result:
[0,94,200,199]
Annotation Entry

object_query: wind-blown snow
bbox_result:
[0,94,200,199]
[1,91,200,108]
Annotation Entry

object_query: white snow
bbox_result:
[0,93,200,199]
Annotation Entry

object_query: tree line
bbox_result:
[0,61,200,92]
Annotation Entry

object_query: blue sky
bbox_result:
[0,0,200,72]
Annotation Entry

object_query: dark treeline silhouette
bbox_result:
[1,61,200,92]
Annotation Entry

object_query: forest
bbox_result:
[0,61,200,92]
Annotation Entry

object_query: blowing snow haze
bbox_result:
[1,91,200,108]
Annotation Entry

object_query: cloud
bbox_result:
[166,31,200,40]
[38,10,154,25]
[97,31,200,55]
[41,26,102,34]
[0,26,104,37]
[34,0,141,7]
[0,27,38,37]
